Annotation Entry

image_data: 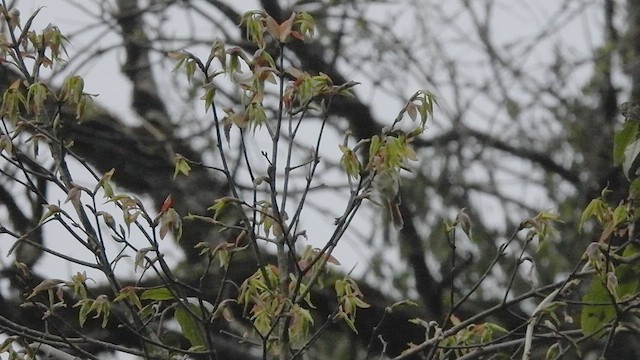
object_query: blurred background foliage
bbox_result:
[1,0,639,358]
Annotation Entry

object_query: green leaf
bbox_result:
[173,155,192,179]
[140,287,175,301]
[78,301,92,327]
[580,276,614,336]
[486,322,508,334]
[175,305,206,349]
[581,244,640,337]
[612,204,629,227]
[201,87,216,113]
[616,245,640,299]
[138,304,155,320]
[38,204,61,224]
[546,343,560,360]
[616,263,639,300]
[623,138,640,179]
[629,178,640,198]
[579,198,605,232]
[614,121,639,165]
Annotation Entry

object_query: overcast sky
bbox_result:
[0,1,609,357]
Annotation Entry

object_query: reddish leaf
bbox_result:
[160,195,174,213]
[277,13,295,42]
[265,15,280,41]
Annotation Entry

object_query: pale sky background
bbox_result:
[0,1,611,359]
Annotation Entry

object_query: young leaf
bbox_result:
[613,121,639,166]
[580,277,615,337]
[173,154,192,179]
[175,305,206,349]
[160,195,174,213]
[26,279,65,299]
[140,287,175,301]
[623,138,640,179]
[579,198,605,232]
[159,208,182,241]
